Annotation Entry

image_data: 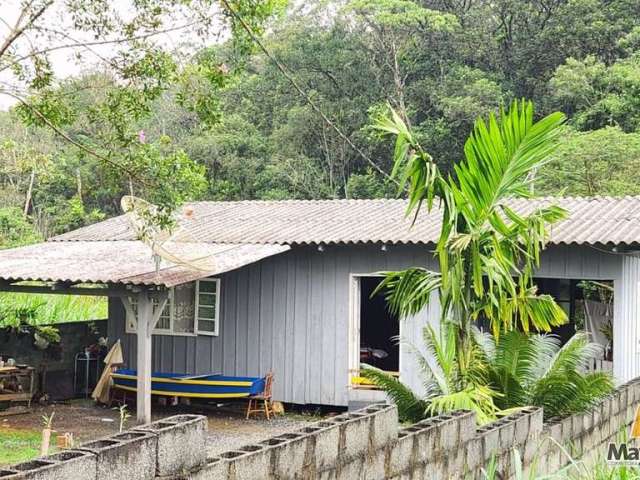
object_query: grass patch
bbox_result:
[0,428,56,466]
[0,293,107,327]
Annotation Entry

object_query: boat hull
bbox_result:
[112,369,265,399]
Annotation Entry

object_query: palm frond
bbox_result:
[375,268,441,319]
[526,333,613,418]
[472,326,496,362]
[565,372,614,414]
[360,366,428,423]
[427,384,501,425]
[374,106,443,215]
[454,100,565,224]
[401,332,450,395]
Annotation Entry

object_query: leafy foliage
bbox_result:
[3,0,640,220]
[376,100,568,339]
[365,327,613,424]
[363,322,500,424]
[476,330,614,419]
[0,208,41,248]
[538,126,640,196]
[363,100,616,424]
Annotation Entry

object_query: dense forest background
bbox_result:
[2,0,640,245]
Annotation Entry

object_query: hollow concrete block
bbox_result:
[77,430,156,480]
[3,449,96,480]
[300,421,340,473]
[334,412,371,461]
[228,445,272,480]
[183,457,229,480]
[265,432,310,479]
[134,414,207,476]
[362,404,398,450]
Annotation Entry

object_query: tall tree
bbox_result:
[363,100,575,422]
[1,0,284,221]
[376,99,568,366]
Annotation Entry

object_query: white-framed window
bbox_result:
[195,278,220,336]
[125,291,173,335]
[124,279,220,336]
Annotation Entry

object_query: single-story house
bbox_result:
[0,197,639,421]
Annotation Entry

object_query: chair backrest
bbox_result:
[264,371,274,399]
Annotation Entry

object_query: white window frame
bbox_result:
[125,290,174,336]
[124,279,221,336]
[194,278,220,336]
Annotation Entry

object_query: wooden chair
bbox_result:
[246,371,274,420]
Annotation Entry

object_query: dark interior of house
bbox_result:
[359,276,400,373]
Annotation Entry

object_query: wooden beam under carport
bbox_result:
[0,280,168,424]
[121,289,168,424]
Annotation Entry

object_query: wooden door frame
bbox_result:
[348,273,402,390]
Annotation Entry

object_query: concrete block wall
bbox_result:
[533,377,640,477]
[0,414,207,480]
[187,383,639,480]
[2,381,639,479]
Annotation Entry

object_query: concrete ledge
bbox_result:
[1,449,96,480]
[134,414,207,476]
[77,430,156,480]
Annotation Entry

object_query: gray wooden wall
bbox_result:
[108,243,621,407]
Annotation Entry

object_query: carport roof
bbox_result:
[0,240,290,288]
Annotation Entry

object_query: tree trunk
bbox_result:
[23,169,35,217]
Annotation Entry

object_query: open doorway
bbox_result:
[357,276,399,375]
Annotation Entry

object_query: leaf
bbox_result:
[360,366,428,423]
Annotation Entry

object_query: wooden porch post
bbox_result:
[136,292,153,423]
[133,289,168,424]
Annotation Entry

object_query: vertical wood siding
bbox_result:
[614,255,640,383]
[109,243,621,406]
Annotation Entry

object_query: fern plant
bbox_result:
[363,322,501,424]
[366,327,614,424]
[476,330,614,419]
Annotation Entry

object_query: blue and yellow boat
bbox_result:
[111,369,266,399]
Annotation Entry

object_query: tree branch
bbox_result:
[4,91,144,182]
[0,1,52,59]
[0,21,199,74]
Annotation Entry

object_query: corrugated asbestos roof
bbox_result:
[52,197,640,246]
[0,241,289,287]
[2,196,638,288]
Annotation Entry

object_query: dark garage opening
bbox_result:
[359,277,399,373]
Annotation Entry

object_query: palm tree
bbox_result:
[363,100,585,422]
[375,100,570,386]
[376,100,568,348]
[475,330,614,419]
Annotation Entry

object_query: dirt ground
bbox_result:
[0,399,323,466]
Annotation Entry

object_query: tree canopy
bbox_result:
[2,0,640,238]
